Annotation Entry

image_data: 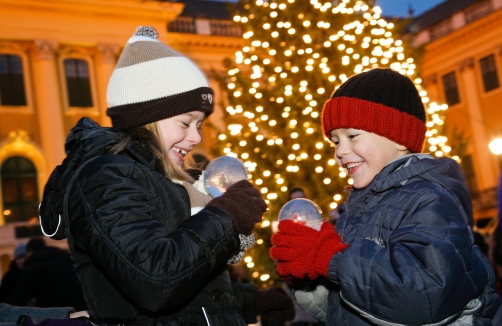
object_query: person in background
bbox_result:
[271,68,502,325]
[5,238,87,311]
[0,243,26,302]
[328,204,345,227]
[288,187,309,200]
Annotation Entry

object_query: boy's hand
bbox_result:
[270,220,348,280]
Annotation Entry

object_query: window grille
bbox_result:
[0,54,27,106]
[479,54,499,92]
[64,59,93,107]
[442,72,460,106]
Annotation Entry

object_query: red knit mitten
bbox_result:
[270,220,348,280]
[207,180,267,235]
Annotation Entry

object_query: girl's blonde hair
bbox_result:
[109,121,193,183]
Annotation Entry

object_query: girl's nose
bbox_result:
[188,126,202,145]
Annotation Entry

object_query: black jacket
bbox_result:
[40,118,256,325]
[5,246,87,311]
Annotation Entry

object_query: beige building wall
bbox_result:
[0,0,241,274]
[419,5,502,227]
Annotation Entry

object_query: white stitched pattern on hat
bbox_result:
[134,26,158,39]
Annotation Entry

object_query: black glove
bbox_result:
[207,180,267,235]
[254,287,295,326]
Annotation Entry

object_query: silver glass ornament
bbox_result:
[278,198,323,231]
[203,156,248,198]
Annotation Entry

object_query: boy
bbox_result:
[270,68,502,325]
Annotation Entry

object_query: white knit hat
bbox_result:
[106,26,213,129]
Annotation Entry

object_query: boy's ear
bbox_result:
[396,143,408,152]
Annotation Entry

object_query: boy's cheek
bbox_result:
[334,155,343,167]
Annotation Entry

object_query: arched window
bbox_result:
[1,157,39,223]
[64,58,93,107]
[0,54,27,106]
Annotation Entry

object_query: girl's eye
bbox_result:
[332,140,339,146]
[348,134,358,140]
[182,122,189,127]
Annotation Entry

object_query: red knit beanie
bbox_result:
[321,68,426,153]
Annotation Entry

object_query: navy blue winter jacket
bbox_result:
[326,154,502,325]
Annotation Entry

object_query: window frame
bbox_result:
[58,52,99,116]
[478,54,500,93]
[441,71,461,107]
[0,46,34,114]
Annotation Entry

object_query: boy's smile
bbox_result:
[330,128,409,189]
[345,162,363,174]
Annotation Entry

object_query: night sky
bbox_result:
[376,0,446,17]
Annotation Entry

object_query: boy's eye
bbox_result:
[182,122,189,127]
[348,134,358,140]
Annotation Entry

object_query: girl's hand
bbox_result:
[207,180,267,235]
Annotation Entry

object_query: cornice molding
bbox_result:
[0,40,31,53]
[59,44,95,57]
[31,39,58,60]
[424,9,502,56]
[422,73,437,87]
[95,43,120,64]
[458,57,474,71]
[0,0,184,21]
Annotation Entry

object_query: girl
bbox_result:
[39,26,293,326]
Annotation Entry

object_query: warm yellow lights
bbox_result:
[260,274,270,281]
[221,5,453,284]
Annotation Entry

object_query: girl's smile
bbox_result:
[157,111,205,167]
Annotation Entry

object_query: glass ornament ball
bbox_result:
[204,156,248,198]
[278,198,323,231]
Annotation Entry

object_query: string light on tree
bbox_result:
[213,0,453,286]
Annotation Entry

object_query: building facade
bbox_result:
[413,0,502,234]
[0,0,242,276]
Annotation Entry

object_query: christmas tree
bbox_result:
[212,0,453,287]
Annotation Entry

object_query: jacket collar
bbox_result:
[125,141,159,171]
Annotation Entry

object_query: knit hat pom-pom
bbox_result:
[134,26,158,39]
